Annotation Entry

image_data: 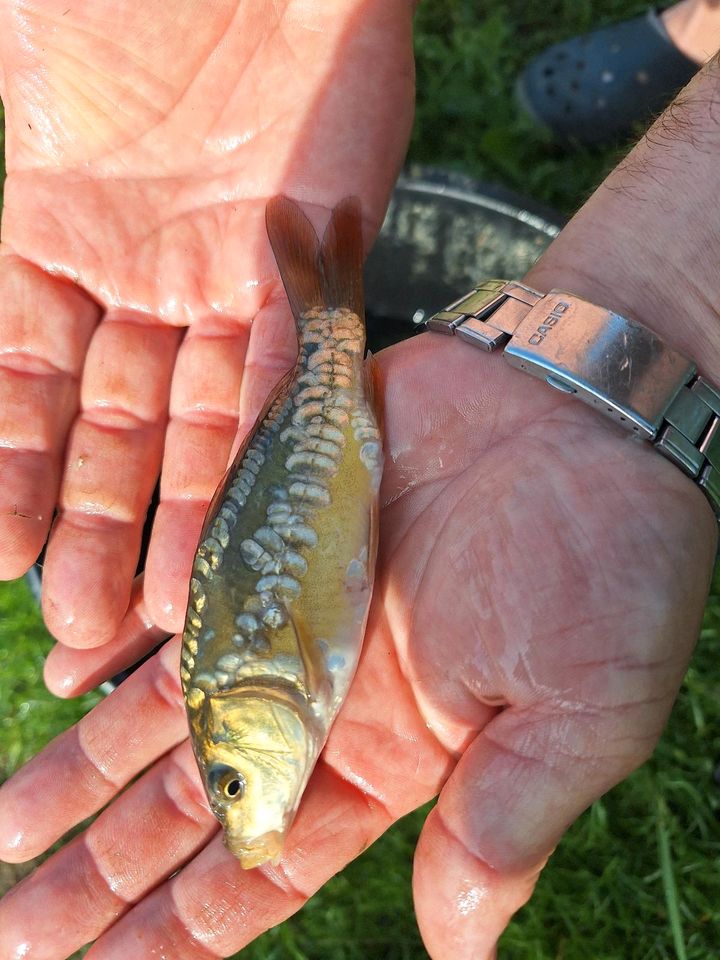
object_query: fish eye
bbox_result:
[224,777,243,798]
[208,763,246,801]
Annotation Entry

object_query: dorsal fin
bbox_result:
[265,195,323,320]
[319,196,364,317]
[266,195,364,323]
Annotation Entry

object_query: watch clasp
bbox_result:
[426,280,542,352]
[503,291,696,439]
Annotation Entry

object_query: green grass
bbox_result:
[2,2,720,958]
[0,580,100,777]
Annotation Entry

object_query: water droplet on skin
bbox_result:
[456,886,486,916]
[56,673,77,694]
[5,830,25,851]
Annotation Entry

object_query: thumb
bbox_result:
[411,698,672,959]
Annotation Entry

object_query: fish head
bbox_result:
[197,691,315,868]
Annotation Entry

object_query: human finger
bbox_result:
[43,575,169,697]
[0,256,99,578]
[0,637,187,863]
[88,610,449,959]
[144,302,297,633]
[0,739,217,960]
[40,313,181,647]
[142,315,249,632]
[233,300,298,448]
[85,760,390,960]
[412,596,711,960]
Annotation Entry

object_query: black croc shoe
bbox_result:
[516,9,699,146]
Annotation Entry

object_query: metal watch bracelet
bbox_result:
[426,279,720,520]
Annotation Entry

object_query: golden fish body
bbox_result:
[181,197,382,868]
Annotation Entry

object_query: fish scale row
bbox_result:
[182,311,368,708]
[181,387,293,706]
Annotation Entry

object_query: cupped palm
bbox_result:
[0,0,414,643]
[0,3,715,957]
[0,330,713,960]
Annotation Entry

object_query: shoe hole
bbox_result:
[570,79,580,91]
[546,83,556,96]
[576,60,585,70]
[564,102,573,114]
[556,50,567,61]
[601,70,614,83]
[543,66,554,77]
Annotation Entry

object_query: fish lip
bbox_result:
[226,829,285,869]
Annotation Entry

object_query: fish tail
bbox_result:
[319,197,364,319]
[265,195,364,325]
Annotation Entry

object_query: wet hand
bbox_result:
[3,20,720,960]
[0,0,414,647]
[0,328,713,959]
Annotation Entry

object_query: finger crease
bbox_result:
[171,409,239,430]
[76,726,128,794]
[434,804,503,882]
[0,352,77,379]
[162,754,216,828]
[60,509,137,532]
[168,899,227,960]
[153,655,186,716]
[81,406,160,432]
[482,724,552,767]
[82,831,134,909]
[320,736,396,823]
[257,856,314,904]
[243,356,295,377]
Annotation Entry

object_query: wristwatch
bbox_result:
[426,279,720,519]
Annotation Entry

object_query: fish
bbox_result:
[181,195,382,869]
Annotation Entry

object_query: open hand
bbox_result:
[0,324,714,958]
[2,8,719,959]
[0,0,414,646]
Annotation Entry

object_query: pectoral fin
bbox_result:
[363,350,384,435]
[287,606,332,706]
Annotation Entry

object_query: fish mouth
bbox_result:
[225,829,285,869]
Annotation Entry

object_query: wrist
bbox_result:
[524,58,720,381]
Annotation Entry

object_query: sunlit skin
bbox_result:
[0,3,719,959]
[0,0,413,644]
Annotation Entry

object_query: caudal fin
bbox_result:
[319,197,364,318]
[265,196,364,322]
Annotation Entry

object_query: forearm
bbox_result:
[525,55,720,378]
